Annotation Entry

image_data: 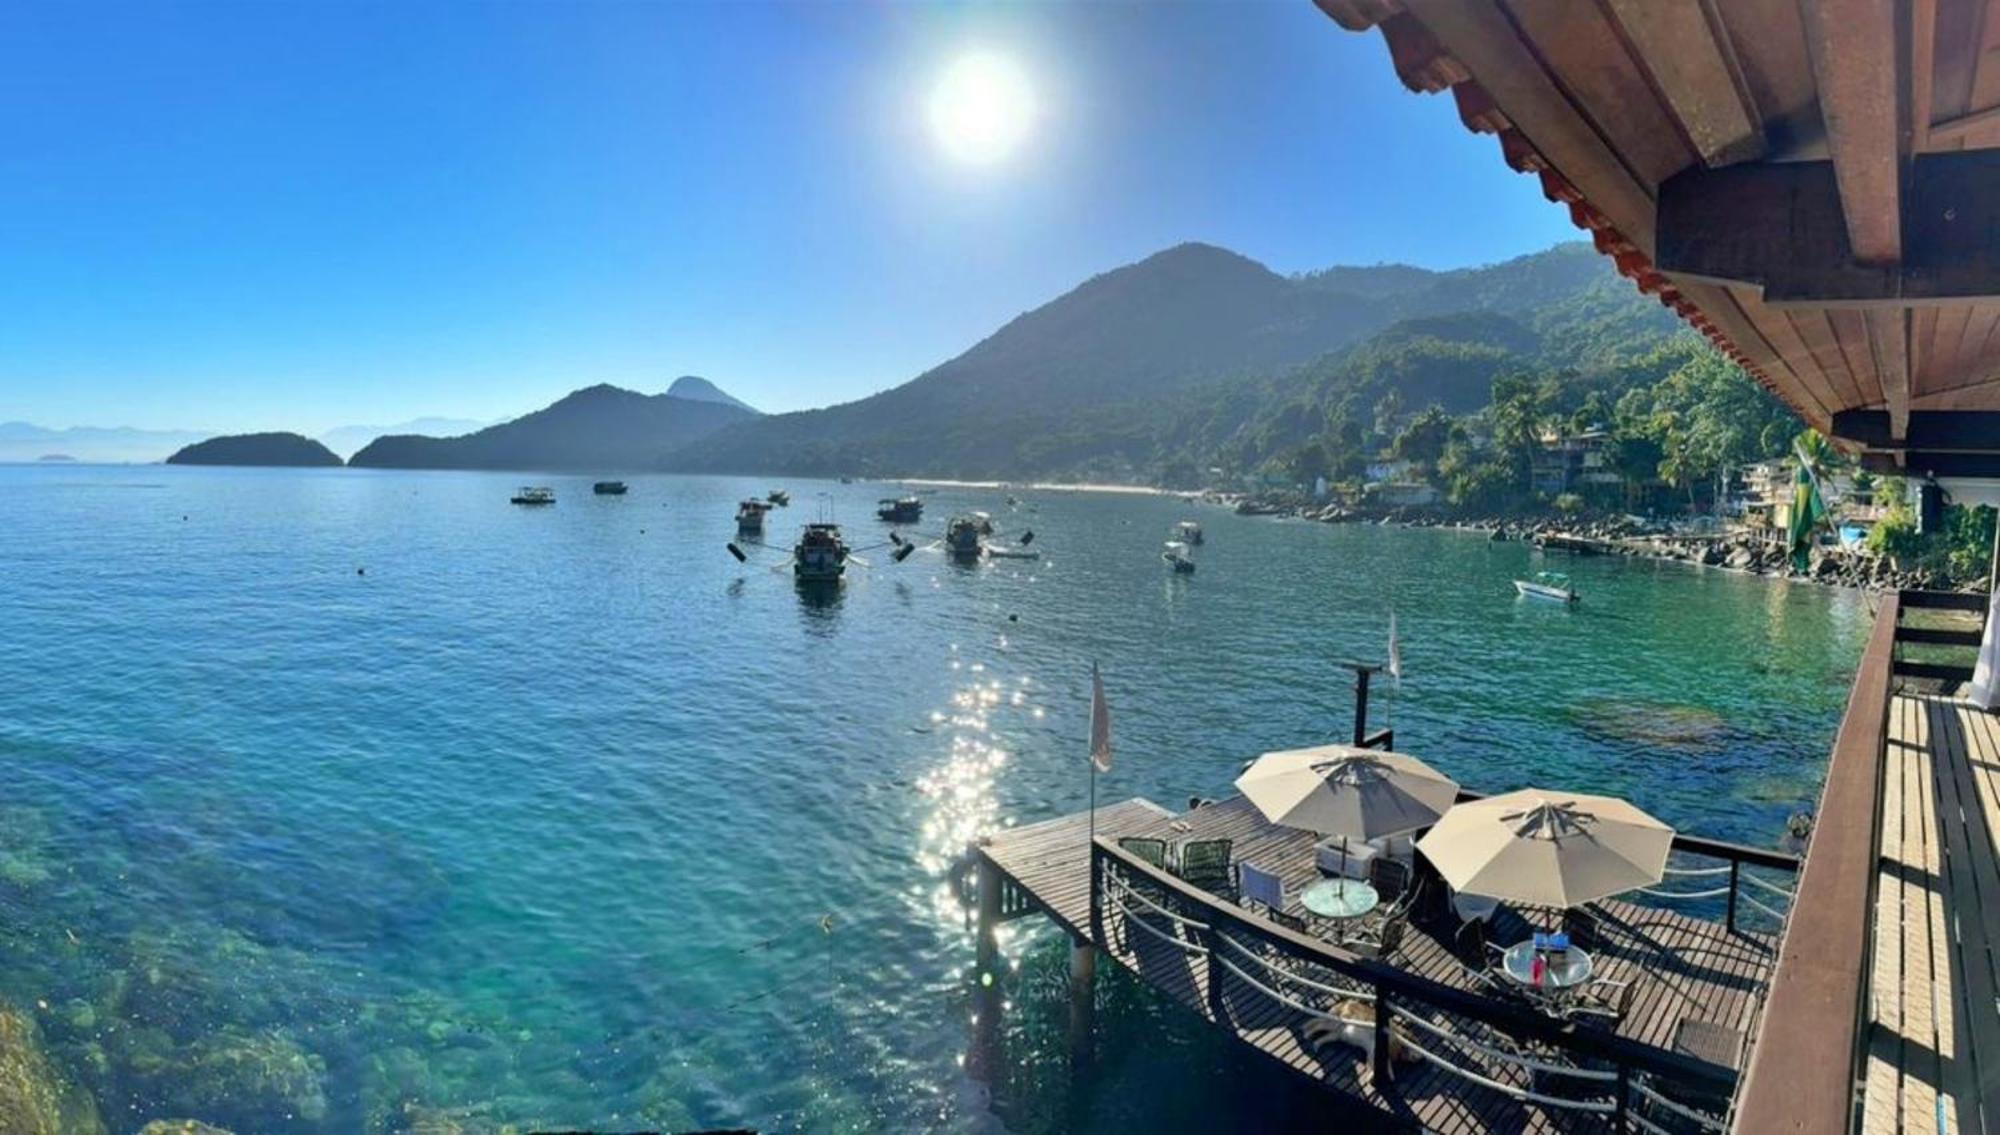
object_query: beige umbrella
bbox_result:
[1235,745,1461,847]
[1415,789,1673,909]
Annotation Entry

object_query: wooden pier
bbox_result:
[970,794,1791,1132]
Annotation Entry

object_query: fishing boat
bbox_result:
[510,486,555,506]
[1175,520,1205,546]
[944,516,985,560]
[971,511,995,535]
[736,499,772,534]
[1162,540,1197,573]
[876,496,923,524]
[593,481,628,496]
[793,522,849,582]
[1514,570,1578,603]
[768,489,791,507]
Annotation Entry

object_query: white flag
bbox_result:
[1089,662,1113,773]
[1387,608,1403,685]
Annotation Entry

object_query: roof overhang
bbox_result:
[1319,0,2000,479]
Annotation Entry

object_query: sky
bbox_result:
[0,1,1578,434]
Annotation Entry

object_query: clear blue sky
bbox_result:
[0,1,1577,434]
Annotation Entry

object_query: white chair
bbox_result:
[1239,861,1285,914]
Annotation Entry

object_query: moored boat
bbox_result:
[768,489,791,506]
[737,499,773,534]
[510,486,555,505]
[1175,520,1205,545]
[593,481,628,496]
[1163,540,1197,573]
[943,516,985,560]
[1514,570,1578,603]
[876,496,923,524]
[794,522,849,581]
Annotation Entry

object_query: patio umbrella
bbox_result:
[1414,789,1673,909]
[1235,745,1461,875]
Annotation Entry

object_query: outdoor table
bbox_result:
[1499,940,1594,991]
[1300,877,1380,920]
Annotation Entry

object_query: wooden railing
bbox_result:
[1892,588,1989,683]
[1729,592,1902,1135]
[1090,837,1739,1131]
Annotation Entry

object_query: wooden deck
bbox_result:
[1863,694,2000,1135]
[978,795,1778,1132]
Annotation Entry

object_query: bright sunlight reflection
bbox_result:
[928,52,1036,165]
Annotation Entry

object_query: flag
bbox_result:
[1387,608,1403,686]
[1787,443,1829,572]
[1089,662,1113,773]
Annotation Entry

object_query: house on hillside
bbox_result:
[1530,429,1622,496]
[1362,481,1439,508]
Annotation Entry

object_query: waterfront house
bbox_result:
[966,4,2000,1133]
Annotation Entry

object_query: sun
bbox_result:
[928,52,1036,166]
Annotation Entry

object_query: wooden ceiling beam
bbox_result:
[1602,0,1764,167]
[1867,307,1913,442]
[1801,0,1904,266]
[1657,149,2000,305]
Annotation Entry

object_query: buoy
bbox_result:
[893,543,915,562]
[1019,530,1035,546]
[727,543,747,563]
[356,567,365,576]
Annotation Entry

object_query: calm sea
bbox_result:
[0,465,1869,1133]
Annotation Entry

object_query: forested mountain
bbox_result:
[167,432,343,467]
[348,383,757,471]
[666,241,1689,481]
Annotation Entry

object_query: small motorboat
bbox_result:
[593,481,628,496]
[1175,520,1205,546]
[511,486,555,506]
[794,522,849,582]
[737,499,773,534]
[1163,540,1197,574]
[971,511,995,535]
[987,547,1040,560]
[767,489,792,507]
[876,496,923,524]
[1514,570,1578,603]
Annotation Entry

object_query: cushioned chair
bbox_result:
[1238,861,1285,914]
[1368,856,1411,904]
[1116,836,1171,872]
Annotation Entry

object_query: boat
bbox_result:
[1175,520,1205,546]
[1514,570,1578,603]
[593,481,628,496]
[793,522,849,582]
[510,486,555,506]
[1162,540,1197,573]
[839,476,855,484]
[876,496,923,524]
[944,516,985,560]
[736,499,772,534]
[987,547,1040,560]
[971,511,995,535]
[768,489,791,507]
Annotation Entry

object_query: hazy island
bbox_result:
[165,432,343,467]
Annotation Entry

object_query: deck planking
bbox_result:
[979,794,1778,1132]
[1861,693,2000,1135]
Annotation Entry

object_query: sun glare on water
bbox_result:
[928,52,1036,165]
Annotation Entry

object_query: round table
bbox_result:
[1500,940,1594,990]
[1300,878,1380,920]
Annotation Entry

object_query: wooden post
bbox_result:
[1067,934,1097,1072]
[968,855,1004,1084]
[1343,661,1387,747]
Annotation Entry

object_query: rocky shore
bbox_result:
[1211,492,1987,593]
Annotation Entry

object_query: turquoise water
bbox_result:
[0,465,1870,1133]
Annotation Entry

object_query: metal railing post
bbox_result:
[1615,1064,1630,1131]
[1203,914,1227,1023]
[1726,860,1740,935]
[1372,982,1394,1085]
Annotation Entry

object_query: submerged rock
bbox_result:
[154,1028,328,1128]
[0,1005,106,1135]
[137,1122,235,1135]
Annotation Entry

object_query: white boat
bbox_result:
[1175,520,1205,546]
[510,486,555,505]
[1163,540,1197,574]
[1514,570,1578,603]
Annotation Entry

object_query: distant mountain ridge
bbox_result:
[347,381,758,471]
[0,422,212,464]
[666,375,757,414]
[664,240,1679,480]
[319,417,490,460]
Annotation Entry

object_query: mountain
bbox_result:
[664,241,1680,481]
[665,375,758,414]
[166,432,343,467]
[319,417,490,460]
[347,382,758,471]
[0,422,212,464]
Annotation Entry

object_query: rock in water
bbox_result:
[138,1123,234,1135]
[0,1005,106,1135]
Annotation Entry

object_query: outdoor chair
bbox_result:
[1178,838,1235,898]
[1565,978,1636,1024]
[1268,909,1310,936]
[1238,861,1285,915]
[1344,915,1405,961]
[1368,856,1411,905]
[1116,836,1171,872]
